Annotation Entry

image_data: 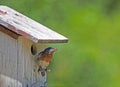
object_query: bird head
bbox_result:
[43,47,56,54]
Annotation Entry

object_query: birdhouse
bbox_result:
[0,6,68,87]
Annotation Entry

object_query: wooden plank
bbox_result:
[0,32,3,87]
[1,32,8,87]
[0,25,19,39]
[0,31,22,87]
[0,32,4,76]
[18,37,32,87]
[18,37,47,87]
[7,36,18,87]
[0,6,68,43]
[17,37,24,83]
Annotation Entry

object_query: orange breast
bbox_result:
[38,53,53,63]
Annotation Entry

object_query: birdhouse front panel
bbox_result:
[17,36,46,87]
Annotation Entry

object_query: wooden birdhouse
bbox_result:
[0,6,68,87]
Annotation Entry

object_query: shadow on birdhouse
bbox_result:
[0,5,68,87]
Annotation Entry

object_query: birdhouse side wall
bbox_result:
[0,31,22,87]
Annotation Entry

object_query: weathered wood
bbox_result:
[0,31,22,87]
[0,5,68,43]
[0,25,19,39]
[17,37,47,87]
[0,32,47,87]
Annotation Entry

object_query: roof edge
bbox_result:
[37,39,68,43]
[0,5,69,43]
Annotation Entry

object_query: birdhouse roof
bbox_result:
[0,6,68,43]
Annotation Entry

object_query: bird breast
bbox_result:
[38,60,49,69]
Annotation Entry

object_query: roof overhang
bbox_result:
[0,6,68,43]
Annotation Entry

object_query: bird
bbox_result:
[36,47,56,76]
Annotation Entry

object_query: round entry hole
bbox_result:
[31,44,37,55]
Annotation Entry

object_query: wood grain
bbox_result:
[0,5,68,43]
[0,25,19,39]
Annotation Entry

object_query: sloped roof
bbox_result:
[0,6,68,43]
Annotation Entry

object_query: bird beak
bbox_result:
[49,48,57,53]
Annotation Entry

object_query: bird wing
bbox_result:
[34,51,43,62]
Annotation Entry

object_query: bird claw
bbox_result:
[47,69,51,72]
[45,68,51,72]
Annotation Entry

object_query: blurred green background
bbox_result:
[1,0,120,87]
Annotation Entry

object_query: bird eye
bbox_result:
[31,44,37,55]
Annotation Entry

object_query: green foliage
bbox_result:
[1,0,120,87]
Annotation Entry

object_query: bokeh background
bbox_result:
[1,0,120,87]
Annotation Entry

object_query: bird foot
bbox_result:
[45,68,51,72]
[47,69,51,72]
